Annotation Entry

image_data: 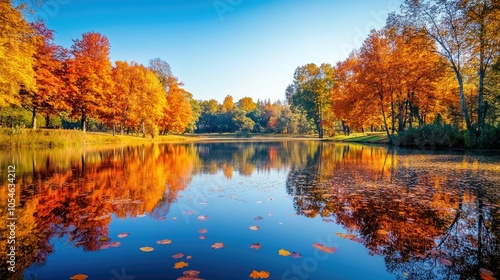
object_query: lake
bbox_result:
[1,141,499,280]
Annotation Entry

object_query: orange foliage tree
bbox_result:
[65,32,113,132]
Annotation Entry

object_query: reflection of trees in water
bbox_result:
[286,143,500,279]
[193,141,319,178]
[0,144,197,279]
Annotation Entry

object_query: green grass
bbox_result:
[0,128,196,149]
[328,132,389,144]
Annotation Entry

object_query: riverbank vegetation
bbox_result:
[1,0,499,149]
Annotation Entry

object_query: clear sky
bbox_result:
[32,0,402,103]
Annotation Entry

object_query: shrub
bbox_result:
[395,124,463,148]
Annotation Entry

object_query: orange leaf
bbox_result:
[312,243,336,253]
[139,246,154,252]
[249,270,270,279]
[278,249,291,256]
[174,261,189,269]
[70,274,88,280]
[211,242,224,249]
[156,239,172,245]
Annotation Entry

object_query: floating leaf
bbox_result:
[156,239,172,245]
[249,243,262,250]
[211,242,224,249]
[172,217,177,220]
[199,201,209,205]
[174,261,188,269]
[254,216,264,221]
[290,252,302,258]
[278,249,291,256]
[140,246,154,252]
[177,270,201,280]
[322,218,334,223]
[198,228,208,234]
[70,274,88,280]
[186,255,192,260]
[312,243,336,253]
[197,215,208,221]
[302,209,313,214]
[250,270,270,279]
[480,268,495,280]
[183,210,196,215]
[249,226,260,231]
[377,229,389,235]
[99,236,110,242]
[100,241,121,249]
[117,233,129,238]
[199,235,207,240]
[172,252,185,259]
[267,212,274,216]
[336,233,363,243]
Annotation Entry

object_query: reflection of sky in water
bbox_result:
[0,142,496,279]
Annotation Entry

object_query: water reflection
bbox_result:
[287,143,500,279]
[0,142,499,279]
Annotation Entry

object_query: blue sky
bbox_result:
[33,0,402,103]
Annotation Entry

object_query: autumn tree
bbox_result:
[237,97,257,113]
[288,63,335,138]
[161,84,193,134]
[65,32,113,132]
[21,21,65,129]
[395,0,500,134]
[0,0,36,107]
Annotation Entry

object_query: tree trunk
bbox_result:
[31,107,37,130]
[455,71,473,132]
[81,110,87,133]
[45,114,51,128]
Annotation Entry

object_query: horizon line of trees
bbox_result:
[2,0,500,142]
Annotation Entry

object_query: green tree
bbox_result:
[287,63,335,138]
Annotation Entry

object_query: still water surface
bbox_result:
[1,141,499,280]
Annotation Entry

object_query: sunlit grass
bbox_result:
[0,128,196,149]
[329,132,389,144]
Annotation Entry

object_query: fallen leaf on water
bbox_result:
[100,241,121,249]
[249,243,262,250]
[117,233,129,238]
[279,249,291,256]
[290,252,302,258]
[267,212,274,216]
[177,270,201,280]
[322,218,334,223]
[197,215,208,221]
[174,261,188,269]
[302,209,313,214]
[211,242,224,249]
[254,216,264,221]
[199,228,208,234]
[336,233,363,243]
[172,252,185,259]
[183,210,196,215]
[312,243,336,253]
[172,217,177,220]
[186,255,192,260]
[249,270,270,279]
[199,201,209,205]
[480,268,495,280]
[140,246,154,252]
[249,226,260,231]
[156,239,172,245]
[70,274,88,280]
[199,235,207,240]
[99,236,110,242]
[377,229,389,235]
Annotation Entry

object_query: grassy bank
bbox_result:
[328,132,389,144]
[0,128,196,149]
